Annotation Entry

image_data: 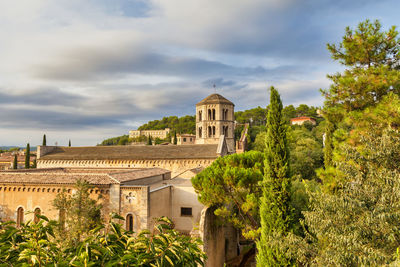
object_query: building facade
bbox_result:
[176,134,196,145]
[195,94,235,152]
[129,128,171,139]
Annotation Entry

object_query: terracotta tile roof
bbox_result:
[39,145,219,160]
[0,168,170,185]
[196,93,234,106]
[110,168,169,183]
[0,172,115,185]
[0,154,36,162]
[290,116,316,122]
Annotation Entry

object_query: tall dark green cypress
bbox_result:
[173,132,177,145]
[13,154,17,169]
[323,119,335,168]
[32,159,37,168]
[25,143,30,169]
[69,140,71,147]
[43,134,47,146]
[147,136,152,145]
[256,87,292,266]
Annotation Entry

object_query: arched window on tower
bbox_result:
[199,127,202,138]
[212,109,216,120]
[224,109,229,120]
[212,126,216,137]
[224,126,228,137]
[126,214,134,231]
[208,109,212,120]
[17,207,24,227]
[208,126,212,137]
[34,208,41,223]
[198,110,202,121]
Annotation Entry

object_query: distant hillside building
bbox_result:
[290,116,316,126]
[176,134,196,145]
[0,152,36,170]
[195,94,235,152]
[129,128,171,139]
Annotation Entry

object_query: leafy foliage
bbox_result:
[297,129,400,266]
[323,19,400,114]
[139,115,196,135]
[13,154,17,169]
[192,151,264,239]
[0,215,205,266]
[99,135,131,146]
[257,87,293,266]
[25,143,30,169]
[53,180,102,247]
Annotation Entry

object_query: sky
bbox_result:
[0,0,399,146]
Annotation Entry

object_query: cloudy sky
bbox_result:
[0,0,399,146]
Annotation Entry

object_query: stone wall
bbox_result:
[37,159,214,178]
[0,184,111,223]
[120,186,149,232]
[149,186,172,230]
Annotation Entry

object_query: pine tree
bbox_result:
[25,143,30,169]
[13,154,17,169]
[42,134,46,146]
[68,140,71,147]
[256,87,292,266]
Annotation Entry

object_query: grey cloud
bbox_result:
[0,88,86,106]
[32,49,270,81]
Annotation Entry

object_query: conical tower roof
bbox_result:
[196,93,234,106]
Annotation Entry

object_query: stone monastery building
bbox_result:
[0,93,241,266]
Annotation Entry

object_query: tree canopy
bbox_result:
[192,151,264,239]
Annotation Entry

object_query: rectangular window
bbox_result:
[181,207,192,216]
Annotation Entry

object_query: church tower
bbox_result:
[195,93,235,151]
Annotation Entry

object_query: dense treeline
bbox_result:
[194,19,400,265]
[139,115,196,135]
[100,104,320,146]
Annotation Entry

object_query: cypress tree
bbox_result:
[173,131,177,145]
[42,134,47,146]
[256,87,292,266]
[147,136,152,145]
[13,154,17,169]
[32,159,37,168]
[25,143,30,169]
[69,140,71,147]
[323,119,335,168]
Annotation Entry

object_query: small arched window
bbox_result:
[212,109,216,120]
[17,207,24,227]
[126,214,134,232]
[199,127,202,138]
[208,109,212,120]
[198,110,202,121]
[34,208,41,223]
[212,126,216,136]
[208,126,212,137]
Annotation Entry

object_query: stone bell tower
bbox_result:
[195,93,235,151]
